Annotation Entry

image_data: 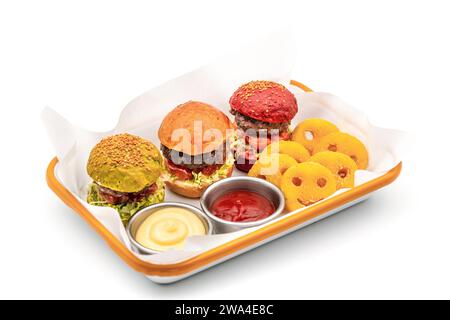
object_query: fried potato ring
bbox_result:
[312,132,369,169]
[261,140,310,163]
[281,162,337,208]
[291,118,339,154]
[285,198,305,212]
[248,153,297,188]
[310,151,358,189]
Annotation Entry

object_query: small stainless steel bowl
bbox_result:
[126,202,213,255]
[200,177,285,233]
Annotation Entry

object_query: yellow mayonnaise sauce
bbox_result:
[135,207,206,252]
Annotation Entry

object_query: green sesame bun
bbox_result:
[87,133,163,193]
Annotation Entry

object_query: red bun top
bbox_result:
[229,81,298,123]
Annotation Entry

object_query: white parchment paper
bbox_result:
[42,31,408,265]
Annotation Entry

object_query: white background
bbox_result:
[0,0,449,299]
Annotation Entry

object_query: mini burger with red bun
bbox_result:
[158,101,235,198]
[229,80,298,172]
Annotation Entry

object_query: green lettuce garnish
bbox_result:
[87,179,165,225]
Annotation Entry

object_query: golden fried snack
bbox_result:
[281,162,337,208]
[248,154,274,180]
[291,118,339,154]
[261,140,310,163]
[310,151,358,189]
[312,132,369,169]
[248,153,297,188]
[264,154,298,187]
[285,198,305,212]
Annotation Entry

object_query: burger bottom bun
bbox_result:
[235,162,254,173]
[164,165,234,198]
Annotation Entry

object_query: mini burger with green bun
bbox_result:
[86,133,165,224]
[158,101,235,198]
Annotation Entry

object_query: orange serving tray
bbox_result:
[46,80,402,281]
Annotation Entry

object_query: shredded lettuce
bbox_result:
[165,156,235,187]
[87,179,165,225]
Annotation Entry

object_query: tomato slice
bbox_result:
[245,135,270,152]
[235,130,290,172]
[166,160,219,179]
[278,130,291,141]
[244,130,290,152]
[200,165,219,176]
[165,159,193,180]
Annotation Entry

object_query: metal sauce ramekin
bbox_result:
[200,177,285,233]
[126,202,213,255]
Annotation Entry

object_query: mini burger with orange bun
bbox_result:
[230,80,298,172]
[158,101,235,198]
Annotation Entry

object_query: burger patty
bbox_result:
[96,182,157,205]
[231,109,290,133]
[160,143,226,171]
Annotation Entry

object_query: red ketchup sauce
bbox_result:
[210,190,275,222]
